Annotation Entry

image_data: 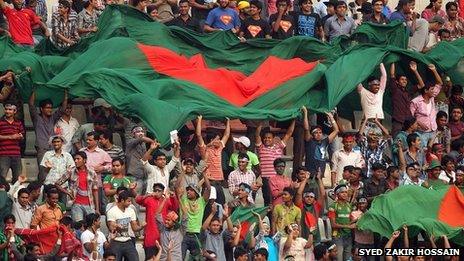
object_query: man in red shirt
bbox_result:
[0,0,50,46]
[0,103,24,183]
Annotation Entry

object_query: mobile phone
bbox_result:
[170,130,178,144]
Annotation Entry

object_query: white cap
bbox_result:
[209,186,217,200]
[233,136,251,148]
[93,98,111,108]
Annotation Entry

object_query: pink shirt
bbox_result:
[80,147,112,178]
[269,174,291,205]
[200,141,224,181]
[421,8,446,21]
[257,141,285,178]
[410,86,442,132]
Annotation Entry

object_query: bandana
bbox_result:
[369,79,380,85]
[303,192,315,198]
[4,104,16,110]
[239,184,251,194]
[342,136,355,142]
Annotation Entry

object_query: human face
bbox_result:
[236,255,248,261]
[436,116,447,127]
[349,171,360,182]
[456,173,464,184]
[235,142,247,153]
[413,137,421,149]
[407,165,420,178]
[138,0,148,11]
[209,220,222,234]
[369,83,380,94]
[3,107,16,118]
[300,0,312,13]
[429,22,443,32]
[452,108,462,121]
[47,193,59,207]
[112,160,123,175]
[219,0,229,8]
[262,133,273,146]
[445,161,455,172]
[282,191,292,203]
[277,1,288,12]
[312,128,323,141]
[254,254,267,261]
[357,202,368,211]
[298,170,309,181]
[274,163,286,175]
[429,167,441,178]
[343,139,354,151]
[184,162,194,173]
[262,223,270,236]
[433,0,442,10]
[368,138,378,150]
[164,218,175,228]
[249,4,260,16]
[12,0,23,9]
[18,192,29,207]
[153,187,164,199]
[98,136,110,147]
[155,155,167,168]
[237,187,249,199]
[303,193,315,205]
[446,4,458,18]
[373,169,384,180]
[64,104,72,116]
[440,32,451,41]
[74,154,86,168]
[179,2,189,15]
[186,187,197,199]
[433,145,444,159]
[40,103,53,117]
[335,4,347,17]
[86,135,98,149]
[238,159,248,171]
[373,0,383,13]
[58,4,69,16]
[398,76,408,87]
[30,189,40,201]
[123,198,132,208]
[149,8,158,18]
[390,169,400,179]
[32,245,41,256]
[337,190,348,201]
[52,138,63,150]
[289,224,300,238]
[326,5,335,15]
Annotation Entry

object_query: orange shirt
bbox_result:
[200,141,224,181]
[30,203,63,229]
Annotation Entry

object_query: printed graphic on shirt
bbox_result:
[248,25,262,37]
[220,15,232,25]
[116,217,131,238]
[297,15,316,37]
[280,20,292,32]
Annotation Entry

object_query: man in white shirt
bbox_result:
[331,133,365,187]
[81,213,108,259]
[10,184,34,229]
[41,135,75,185]
[54,103,80,153]
[356,63,387,120]
[141,140,180,193]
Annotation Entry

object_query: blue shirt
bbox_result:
[205,7,240,30]
[389,11,406,22]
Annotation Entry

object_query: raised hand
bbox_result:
[428,64,437,71]
[409,61,417,71]
[391,230,400,239]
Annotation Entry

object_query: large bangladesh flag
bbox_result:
[1,5,464,145]
[357,185,464,245]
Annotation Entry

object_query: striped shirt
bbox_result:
[0,116,25,157]
[103,144,125,161]
[228,169,256,194]
[257,141,285,178]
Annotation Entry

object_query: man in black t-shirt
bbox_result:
[269,0,294,39]
[239,0,271,39]
[292,0,324,39]
[166,0,201,32]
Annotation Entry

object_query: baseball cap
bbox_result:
[237,1,250,9]
[233,136,251,148]
[186,183,201,196]
[93,98,111,108]
[209,186,217,200]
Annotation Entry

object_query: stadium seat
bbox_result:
[24,131,37,156]
[21,158,39,181]
[71,104,87,124]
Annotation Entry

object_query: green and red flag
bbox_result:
[0,5,464,144]
[357,185,464,245]
[230,205,269,241]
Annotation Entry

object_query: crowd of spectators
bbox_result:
[0,0,463,260]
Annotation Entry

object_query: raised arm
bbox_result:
[221,118,230,145]
[397,140,406,172]
[374,117,390,137]
[255,122,263,146]
[428,64,443,85]
[403,225,409,248]
[282,119,296,144]
[302,106,311,142]
[316,170,325,208]
[379,63,387,91]
[390,63,396,79]
[142,141,160,162]
[202,172,211,201]
[295,172,309,207]
[196,115,205,147]
[202,203,217,230]
[326,112,339,143]
[410,61,425,89]
[384,230,400,261]
[358,115,368,136]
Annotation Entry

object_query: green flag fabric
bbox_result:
[1,5,464,144]
[357,185,464,245]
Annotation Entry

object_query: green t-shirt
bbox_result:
[328,201,353,238]
[181,195,206,233]
[103,175,133,201]
[422,179,448,190]
[229,151,260,170]
[0,231,21,260]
